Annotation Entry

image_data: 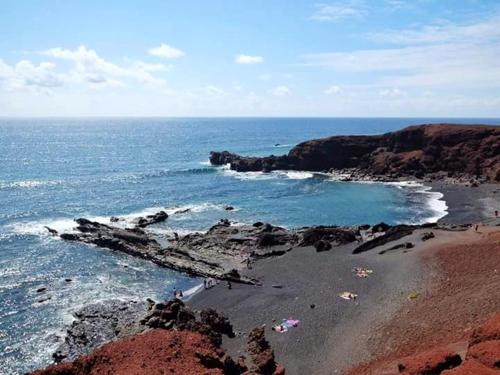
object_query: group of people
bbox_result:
[204,277,232,290]
[203,278,218,289]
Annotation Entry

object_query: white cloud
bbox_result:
[379,87,405,97]
[302,42,500,89]
[368,16,500,45]
[272,85,291,97]
[42,45,167,86]
[235,54,264,64]
[324,85,342,95]
[148,44,185,59]
[310,1,367,22]
[0,59,64,91]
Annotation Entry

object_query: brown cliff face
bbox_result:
[210,124,500,182]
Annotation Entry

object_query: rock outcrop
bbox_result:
[33,330,234,375]
[210,124,500,182]
[53,212,458,284]
[33,298,281,375]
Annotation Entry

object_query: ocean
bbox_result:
[1,117,499,374]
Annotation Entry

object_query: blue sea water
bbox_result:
[1,117,499,374]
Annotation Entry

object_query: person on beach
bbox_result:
[203,279,207,289]
[246,258,251,269]
[227,280,232,290]
[172,288,177,298]
[495,210,498,218]
[178,290,183,298]
[474,224,479,232]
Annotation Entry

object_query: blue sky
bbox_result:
[1,0,500,116]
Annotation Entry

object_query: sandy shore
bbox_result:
[191,227,453,374]
[191,183,500,374]
[432,182,500,224]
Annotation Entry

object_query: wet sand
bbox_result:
[432,182,500,225]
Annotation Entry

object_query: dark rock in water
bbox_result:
[59,233,79,241]
[210,124,500,182]
[110,216,120,222]
[225,205,235,211]
[64,278,72,282]
[174,208,191,214]
[272,284,283,289]
[44,226,58,236]
[314,240,332,252]
[421,232,435,241]
[134,210,168,228]
[253,222,264,227]
[36,287,47,293]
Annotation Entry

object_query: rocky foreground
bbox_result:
[47,210,456,284]
[210,124,500,182]
[33,298,284,375]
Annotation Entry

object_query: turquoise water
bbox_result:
[1,117,498,374]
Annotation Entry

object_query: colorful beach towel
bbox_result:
[272,319,300,333]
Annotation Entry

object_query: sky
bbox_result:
[1,0,500,117]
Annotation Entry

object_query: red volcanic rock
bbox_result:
[32,329,226,375]
[469,314,500,346]
[441,359,498,374]
[467,340,500,369]
[211,124,500,181]
[247,327,284,375]
[396,347,462,374]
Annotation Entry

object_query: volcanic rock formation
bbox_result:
[210,124,500,182]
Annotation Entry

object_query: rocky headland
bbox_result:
[210,124,500,183]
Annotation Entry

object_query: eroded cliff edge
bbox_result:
[210,124,500,182]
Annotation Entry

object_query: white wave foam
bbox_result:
[353,180,448,224]
[181,283,204,301]
[6,218,77,237]
[222,168,314,181]
[0,179,60,189]
[6,203,234,238]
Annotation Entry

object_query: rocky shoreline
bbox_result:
[45,210,466,285]
[210,124,500,183]
[31,123,500,374]
[35,298,284,375]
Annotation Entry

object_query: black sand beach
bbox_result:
[191,183,500,374]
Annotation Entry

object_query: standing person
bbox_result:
[172,288,177,298]
[495,210,498,218]
[474,224,479,232]
[203,279,207,289]
[227,280,232,290]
